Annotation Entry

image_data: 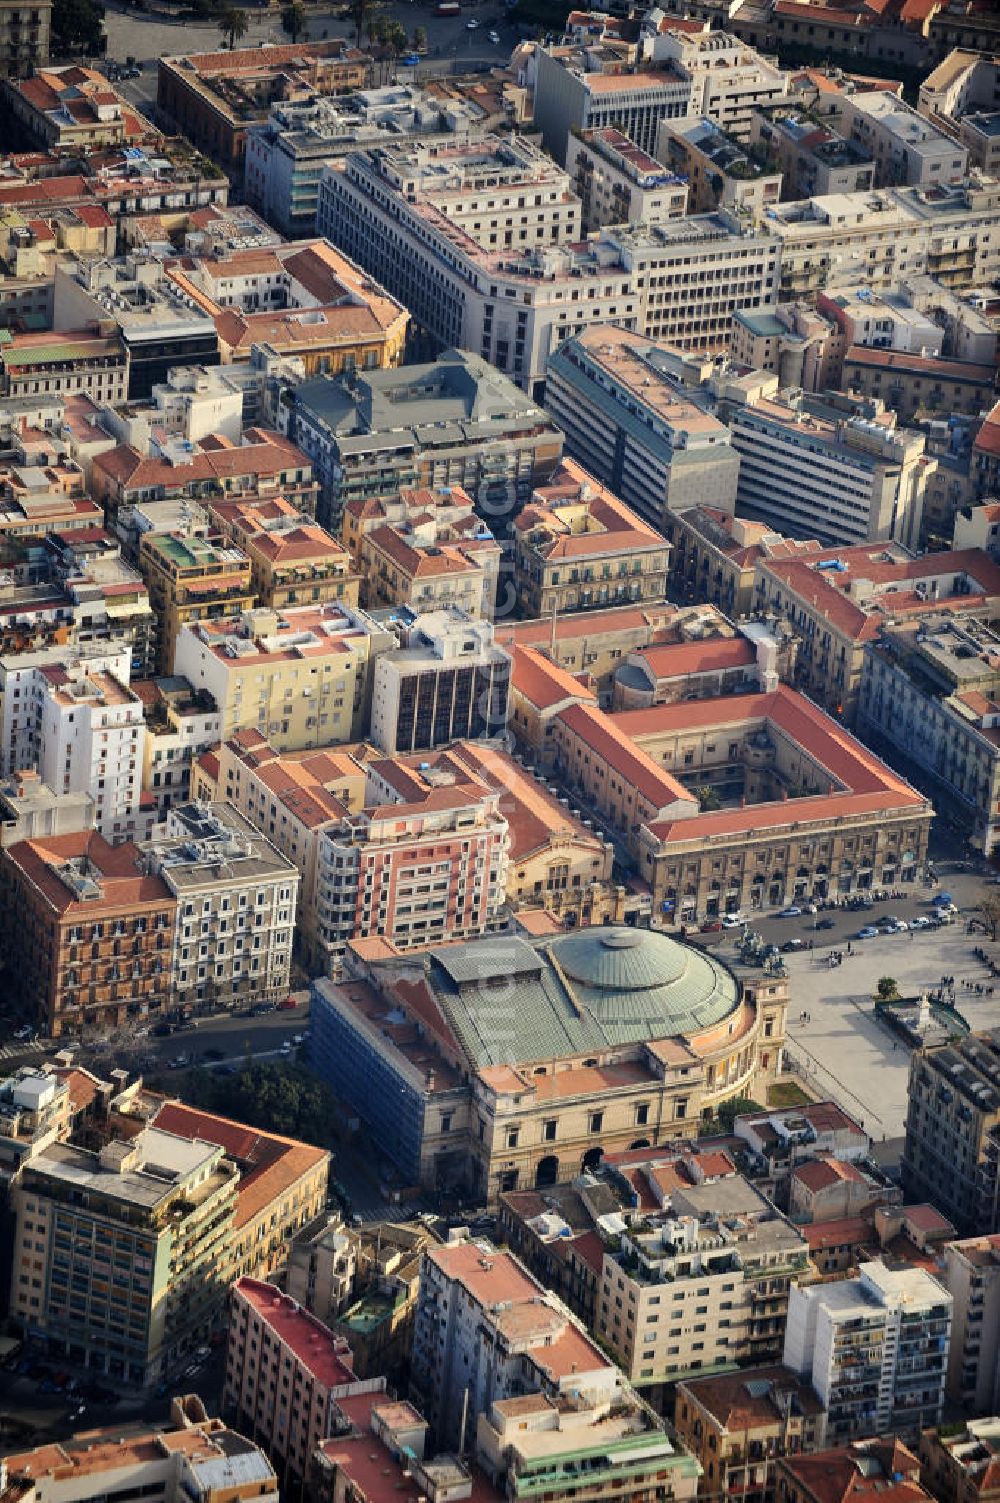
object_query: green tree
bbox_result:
[52,0,105,53]
[281,0,306,41]
[694,784,721,812]
[180,1062,340,1147]
[980,890,1000,941]
[350,0,382,45]
[218,4,249,48]
[381,18,407,52]
[412,24,426,50]
[876,976,899,1000]
[715,1095,762,1133]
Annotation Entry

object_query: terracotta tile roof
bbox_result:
[516,457,663,559]
[631,635,756,680]
[442,741,606,863]
[793,1155,867,1192]
[803,1214,874,1251]
[555,700,695,811]
[53,1066,104,1115]
[844,345,997,382]
[511,645,597,712]
[779,1441,923,1503]
[3,830,172,915]
[680,1363,825,1429]
[152,1101,328,1230]
[974,403,1000,459]
[93,429,310,494]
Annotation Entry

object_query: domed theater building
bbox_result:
[311,926,787,1202]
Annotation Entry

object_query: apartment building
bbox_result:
[157,41,372,172]
[512,459,669,619]
[1,1408,279,1503]
[369,609,511,755]
[138,532,255,675]
[939,1238,1000,1416]
[974,403,1000,503]
[767,179,1000,300]
[142,801,297,1015]
[0,329,128,405]
[285,1213,358,1327]
[350,490,500,622]
[310,925,788,1200]
[53,259,220,403]
[597,1173,809,1390]
[837,92,968,188]
[544,327,740,530]
[0,772,94,849]
[37,663,147,841]
[920,1420,1000,1503]
[729,394,933,549]
[317,139,782,396]
[664,506,820,618]
[140,677,220,817]
[749,111,875,198]
[244,82,489,237]
[565,126,688,231]
[137,1097,330,1287]
[841,348,997,425]
[225,1277,378,1484]
[784,1261,952,1441]
[534,30,787,163]
[902,1030,1000,1235]
[675,1366,826,1500]
[92,427,318,521]
[658,116,782,219]
[0,526,155,679]
[0,830,176,1035]
[412,1239,699,1503]
[284,349,563,526]
[777,1441,930,1503]
[10,1126,239,1383]
[164,239,409,377]
[859,615,1000,854]
[0,641,134,781]
[174,602,393,753]
[755,543,1000,722]
[232,515,359,615]
[547,683,932,921]
[0,0,50,81]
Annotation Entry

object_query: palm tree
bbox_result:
[281,0,306,41]
[218,5,248,48]
[349,0,381,47]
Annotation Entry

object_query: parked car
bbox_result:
[781,938,805,953]
[721,912,747,928]
[891,919,909,932]
[278,996,298,1011]
[816,917,836,930]
[489,29,500,40]
[909,915,931,930]
[466,16,479,25]
[778,906,802,918]
[699,919,723,933]
[857,925,879,939]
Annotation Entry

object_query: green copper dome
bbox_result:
[425,927,741,1068]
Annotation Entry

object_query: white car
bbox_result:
[891,919,909,932]
[489,28,500,40]
[722,912,747,928]
[909,915,930,930]
[466,17,478,26]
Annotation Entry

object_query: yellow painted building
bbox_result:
[137,531,256,675]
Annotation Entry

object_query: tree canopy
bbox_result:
[180,1062,340,1146]
[52,0,105,54]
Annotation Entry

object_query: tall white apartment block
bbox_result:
[836,92,968,189]
[784,1259,952,1442]
[37,663,146,840]
[0,642,132,778]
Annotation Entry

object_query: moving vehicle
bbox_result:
[489,28,500,40]
[435,1,460,12]
[815,917,836,930]
[466,17,479,26]
[778,906,802,918]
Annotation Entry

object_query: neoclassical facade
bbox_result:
[311,927,787,1202]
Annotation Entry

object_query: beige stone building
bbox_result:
[351,487,501,622]
[665,505,822,619]
[675,1366,826,1500]
[755,542,1000,722]
[310,926,789,1203]
[939,1237,1000,1416]
[512,458,669,620]
[208,497,360,613]
[173,602,394,753]
[543,682,932,922]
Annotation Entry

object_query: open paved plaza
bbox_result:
[772,924,1000,1142]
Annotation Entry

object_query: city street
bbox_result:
[99,0,517,88]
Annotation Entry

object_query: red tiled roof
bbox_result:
[631,635,756,681]
[555,700,694,811]
[511,645,597,712]
[793,1156,866,1192]
[844,345,997,382]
